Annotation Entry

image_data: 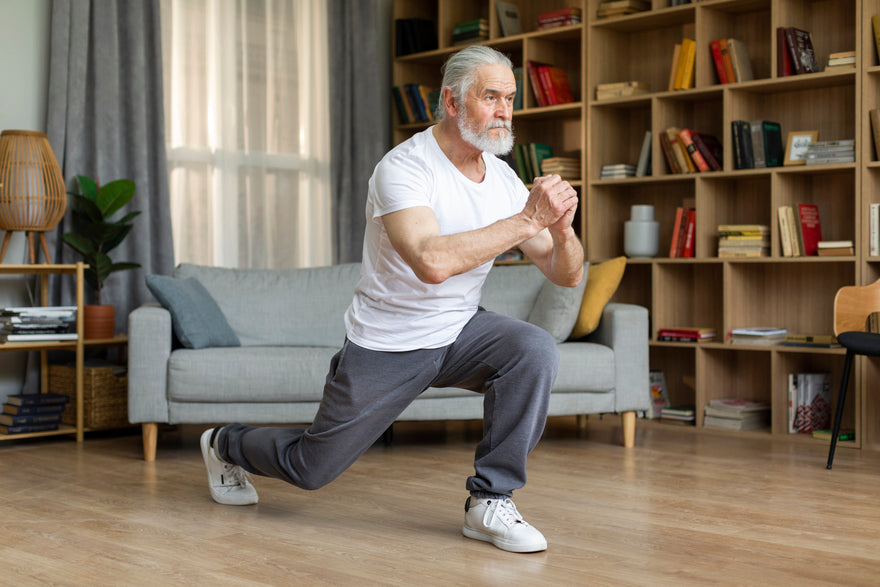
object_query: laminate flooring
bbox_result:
[2,418,879,586]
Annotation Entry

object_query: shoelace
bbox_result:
[221,462,252,488]
[484,499,528,529]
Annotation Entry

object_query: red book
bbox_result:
[526,61,550,107]
[659,132,680,174]
[797,203,823,255]
[679,128,710,172]
[682,209,696,257]
[776,27,794,76]
[719,39,736,83]
[537,66,558,105]
[546,66,574,103]
[710,40,728,84]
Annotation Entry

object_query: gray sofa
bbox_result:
[128,262,650,461]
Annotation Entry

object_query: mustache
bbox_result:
[487,120,512,131]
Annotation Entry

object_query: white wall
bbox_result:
[0,0,53,399]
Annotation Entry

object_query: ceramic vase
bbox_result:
[624,205,659,258]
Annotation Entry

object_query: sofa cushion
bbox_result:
[570,256,626,339]
[527,263,589,342]
[168,346,337,403]
[145,274,240,349]
[174,263,361,347]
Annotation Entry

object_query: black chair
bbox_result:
[827,279,880,469]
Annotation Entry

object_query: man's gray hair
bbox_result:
[435,46,513,121]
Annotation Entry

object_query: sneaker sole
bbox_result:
[200,429,259,506]
[462,525,547,553]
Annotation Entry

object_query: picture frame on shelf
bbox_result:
[784,130,818,166]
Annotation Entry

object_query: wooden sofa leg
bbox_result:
[621,411,636,448]
[142,423,158,461]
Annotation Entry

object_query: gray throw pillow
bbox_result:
[145,274,241,349]
[527,262,589,343]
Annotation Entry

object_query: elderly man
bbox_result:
[200,45,583,553]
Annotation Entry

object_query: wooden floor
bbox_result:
[2,417,879,586]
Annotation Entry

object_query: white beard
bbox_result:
[457,110,514,156]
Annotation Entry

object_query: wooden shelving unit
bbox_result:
[390,0,878,452]
[0,263,126,443]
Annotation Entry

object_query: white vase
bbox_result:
[624,205,659,258]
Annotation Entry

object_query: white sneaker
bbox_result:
[462,497,547,553]
[200,428,259,506]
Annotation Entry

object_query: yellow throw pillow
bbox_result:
[569,256,626,339]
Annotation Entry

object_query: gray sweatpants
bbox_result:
[216,308,557,498]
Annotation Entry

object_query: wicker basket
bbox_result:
[49,364,129,430]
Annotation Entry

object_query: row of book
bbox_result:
[709,38,753,84]
[657,327,839,348]
[595,80,648,101]
[660,127,722,174]
[668,206,695,258]
[1,392,70,435]
[731,120,784,169]
[526,60,575,107]
[668,38,695,91]
[704,399,770,431]
[0,306,77,343]
[511,142,553,185]
[391,84,439,125]
[801,140,855,166]
[536,7,581,30]
[451,18,487,45]
[718,224,768,258]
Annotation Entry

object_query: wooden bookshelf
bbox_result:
[391,0,878,453]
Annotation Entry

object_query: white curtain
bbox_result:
[160,0,332,269]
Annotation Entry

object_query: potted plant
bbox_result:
[62,175,141,339]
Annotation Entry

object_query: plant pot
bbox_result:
[83,304,115,340]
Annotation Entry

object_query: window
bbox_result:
[161,0,331,269]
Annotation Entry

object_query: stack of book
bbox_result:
[595,81,649,101]
[709,38,753,84]
[536,7,582,30]
[817,240,854,256]
[703,398,771,431]
[728,327,787,345]
[596,0,649,19]
[659,127,722,174]
[657,327,716,343]
[787,372,831,434]
[0,393,70,434]
[804,140,855,166]
[660,405,696,425]
[717,224,769,258]
[526,61,575,107]
[599,163,635,179]
[540,156,581,180]
[825,50,856,71]
[731,120,784,169]
[451,18,488,45]
[0,306,77,343]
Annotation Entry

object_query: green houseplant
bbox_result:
[62,175,141,339]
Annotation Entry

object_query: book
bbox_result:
[727,38,754,82]
[0,422,61,435]
[682,208,696,257]
[659,131,680,174]
[706,398,771,413]
[595,81,649,100]
[5,393,71,407]
[678,128,710,172]
[666,127,694,173]
[668,43,682,91]
[660,406,696,420]
[871,203,880,257]
[669,206,688,257]
[783,27,820,74]
[785,206,803,256]
[649,370,668,419]
[718,38,736,84]
[3,402,67,416]
[692,132,722,171]
[635,130,652,177]
[513,144,531,184]
[783,333,839,348]
[710,39,728,84]
[675,38,696,90]
[0,412,64,426]
[750,120,766,168]
[495,1,522,37]
[529,143,554,179]
[526,61,551,107]
[778,206,794,257]
[545,66,575,104]
[794,373,831,434]
[657,327,716,342]
[729,327,787,344]
[776,27,794,77]
[797,203,823,256]
[703,398,771,431]
[704,414,768,431]
[812,429,855,441]
[761,121,784,167]
[817,240,854,256]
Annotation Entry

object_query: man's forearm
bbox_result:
[547,226,585,287]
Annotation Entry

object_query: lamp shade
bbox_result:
[0,130,66,232]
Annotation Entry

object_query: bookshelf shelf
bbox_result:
[391,0,876,451]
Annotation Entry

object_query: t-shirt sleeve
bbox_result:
[371,151,433,219]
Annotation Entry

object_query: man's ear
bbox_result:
[441,87,458,118]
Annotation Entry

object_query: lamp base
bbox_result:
[0,230,52,264]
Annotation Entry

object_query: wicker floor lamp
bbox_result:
[0,130,67,264]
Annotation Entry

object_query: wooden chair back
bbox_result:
[833,279,880,335]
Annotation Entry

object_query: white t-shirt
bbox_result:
[344,127,528,351]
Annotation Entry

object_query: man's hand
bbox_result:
[522,174,579,233]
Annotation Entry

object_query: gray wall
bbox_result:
[0,0,53,400]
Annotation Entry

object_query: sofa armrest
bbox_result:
[128,304,173,424]
[586,302,650,413]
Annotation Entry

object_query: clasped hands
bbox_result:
[524,174,579,234]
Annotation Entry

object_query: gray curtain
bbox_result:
[45,0,173,333]
[327,0,391,264]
